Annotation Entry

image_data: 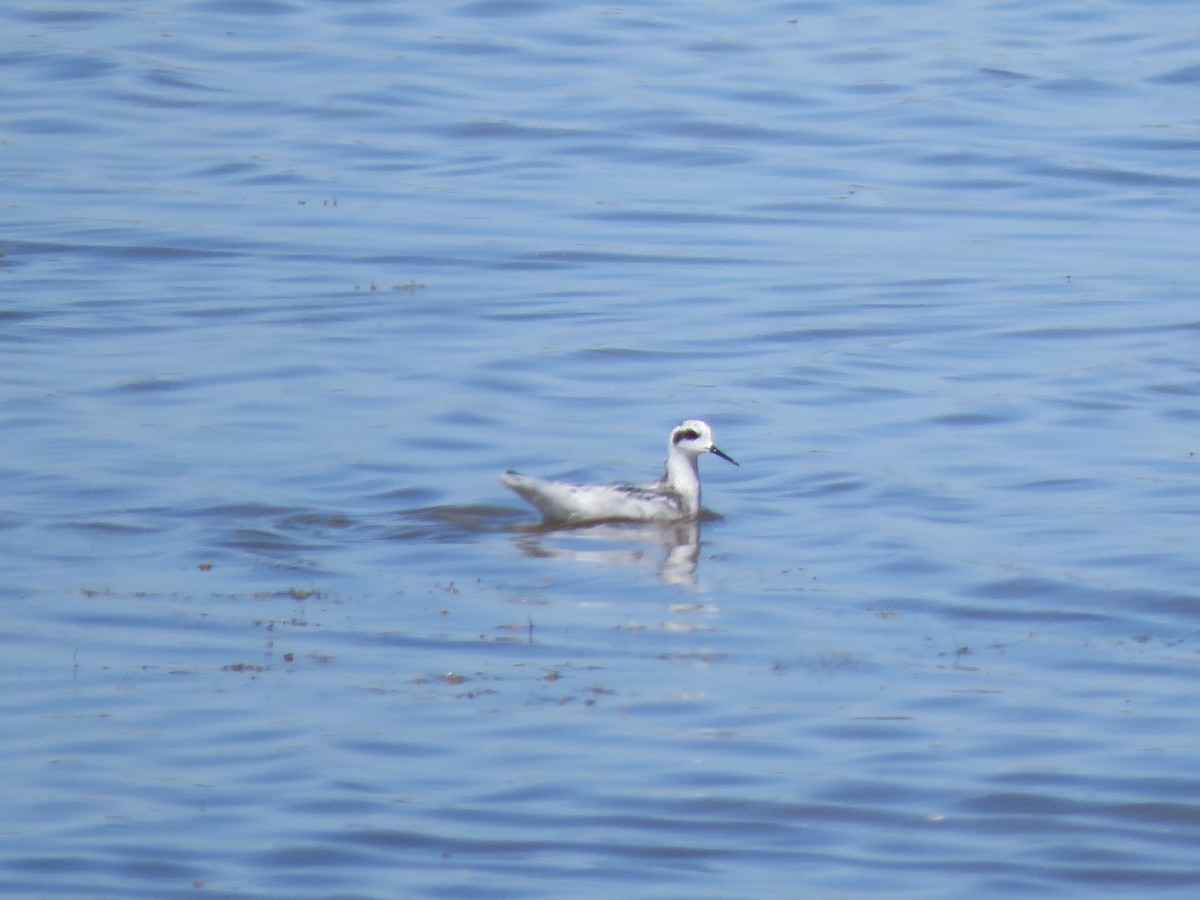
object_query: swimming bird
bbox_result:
[500,419,738,525]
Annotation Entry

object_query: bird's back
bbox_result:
[500,471,687,524]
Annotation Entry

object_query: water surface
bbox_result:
[3,1,1200,897]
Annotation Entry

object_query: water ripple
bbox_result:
[4,0,1200,896]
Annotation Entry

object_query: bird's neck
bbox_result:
[663,451,702,514]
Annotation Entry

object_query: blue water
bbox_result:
[4,1,1200,897]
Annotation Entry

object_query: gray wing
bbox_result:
[500,471,685,524]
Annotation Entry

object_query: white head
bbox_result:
[669,420,738,467]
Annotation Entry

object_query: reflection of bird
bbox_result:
[514,520,703,586]
[500,420,738,525]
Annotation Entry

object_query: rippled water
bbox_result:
[4,1,1200,897]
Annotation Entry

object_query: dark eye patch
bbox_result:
[673,428,701,444]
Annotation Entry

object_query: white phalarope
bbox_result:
[500,419,738,525]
